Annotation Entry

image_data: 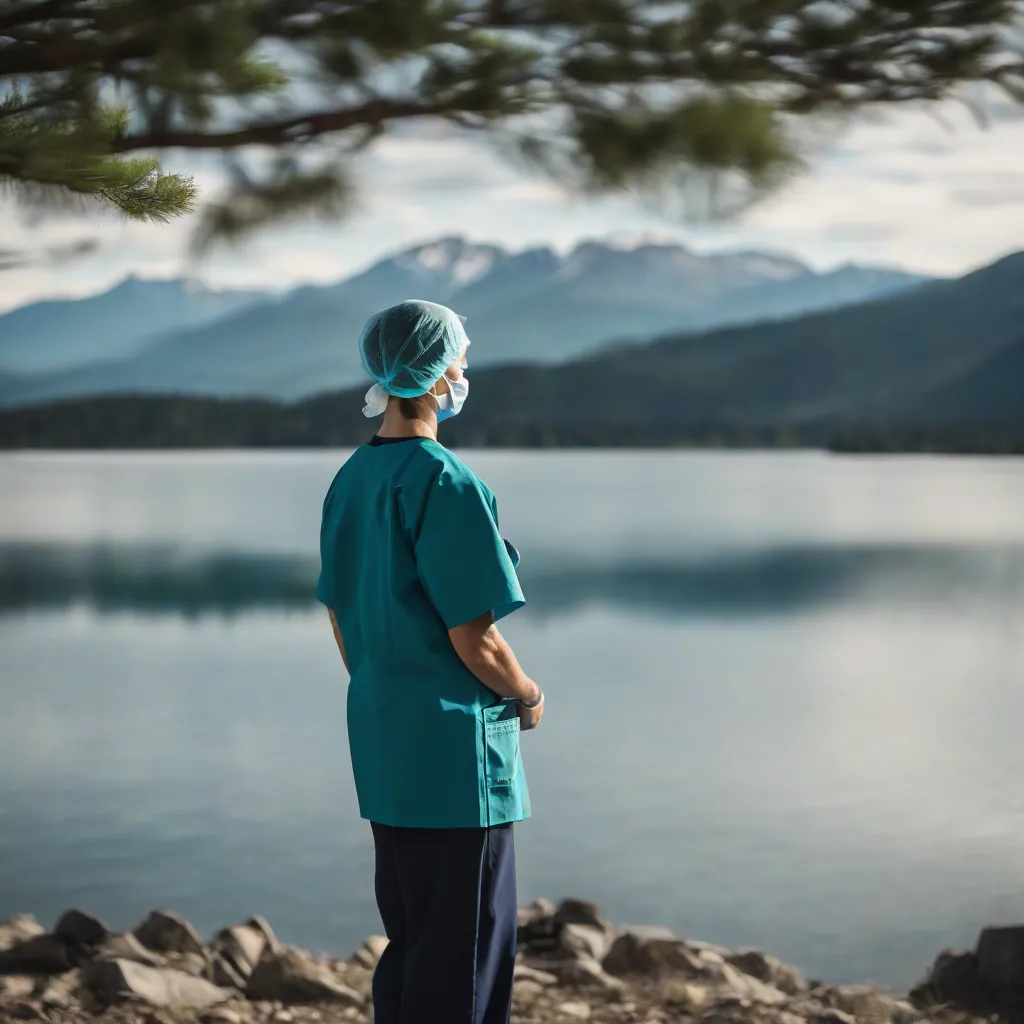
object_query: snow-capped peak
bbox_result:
[392,237,506,291]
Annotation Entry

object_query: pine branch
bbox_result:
[108,98,454,153]
[0,0,1020,240]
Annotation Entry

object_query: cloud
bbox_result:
[951,187,1024,207]
[1,101,1022,311]
[734,104,1024,273]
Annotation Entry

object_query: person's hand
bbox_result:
[518,690,544,732]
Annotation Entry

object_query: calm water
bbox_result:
[2,450,1023,990]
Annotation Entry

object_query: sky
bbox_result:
[2,97,1023,314]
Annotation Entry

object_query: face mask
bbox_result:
[435,374,469,422]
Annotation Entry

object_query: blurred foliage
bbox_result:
[1,0,1022,243]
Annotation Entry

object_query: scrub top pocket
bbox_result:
[482,702,528,825]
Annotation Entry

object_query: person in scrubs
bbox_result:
[316,299,544,1024]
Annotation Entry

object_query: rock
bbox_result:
[514,963,559,986]
[53,909,110,948]
[37,968,82,1008]
[246,947,364,1005]
[519,899,557,932]
[911,948,980,1009]
[246,914,282,956]
[83,957,235,1009]
[0,919,44,955]
[2,999,46,1020]
[0,976,36,999]
[513,978,546,1004]
[814,1013,856,1024]
[977,924,1024,987]
[519,899,559,953]
[134,908,207,957]
[212,922,271,983]
[202,1009,245,1024]
[352,935,389,971]
[554,899,614,935]
[212,954,249,989]
[555,1000,592,1020]
[727,948,808,995]
[559,922,613,963]
[717,963,789,1006]
[814,983,909,1023]
[0,934,80,975]
[97,932,167,967]
[171,951,211,977]
[553,956,624,990]
[603,926,703,977]
[661,978,712,1011]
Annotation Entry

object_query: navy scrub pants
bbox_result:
[369,821,517,1024]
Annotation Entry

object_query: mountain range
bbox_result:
[0,236,929,409]
[1,248,1020,452]
[0,277,264,375]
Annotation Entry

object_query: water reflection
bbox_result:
[2,540,1022,618]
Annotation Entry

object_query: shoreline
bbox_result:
[1,900,1016,1024]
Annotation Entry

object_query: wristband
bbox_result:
[518,689,543,709]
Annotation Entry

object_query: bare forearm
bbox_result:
[450,617,540,704]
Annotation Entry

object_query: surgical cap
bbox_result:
[358,299,470,398]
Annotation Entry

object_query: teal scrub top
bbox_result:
[316,436,530,829]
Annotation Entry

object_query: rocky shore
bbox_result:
[1,900,1020,1024]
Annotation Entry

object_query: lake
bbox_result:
[1,450,1023,990]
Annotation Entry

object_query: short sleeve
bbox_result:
[413,467,525,629]
[315,481,339,608]
[315,565,333,607]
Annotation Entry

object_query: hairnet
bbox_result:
[359,299,470,398]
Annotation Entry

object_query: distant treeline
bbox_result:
[0,393,1022,454]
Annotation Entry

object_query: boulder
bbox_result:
[815,1013,857,1024]
[513,963,559,986]
[134,908,206,957]
[559,922,613,963]
[246,915,282,956]
[814,983,916,1023]
[603,926,703,977]
[512,978,546,1004]
[53,909,110,948]
[1,999,46,1020]
[170,951,210,977]
[0,976,36,999]
[83,958,235,1009]
[246,947,363,1005]
[660,978,713,1012]
[0,934,80,975]
[202,1009,245,1024]
[727,948,808,995]
[554,899,614,936]
[0,918,45,954]
[978,925,1024,987]
[211,922,271,982]
[352,935,389,971]
[211,955,249,990]
[96,932,166,968]
[552,956,624,991]
[37,968,83,1009]
[717,963,789,1006]
[518,899,559,952]
[519,899,557,932]
[555,1000,592,1020]
[910,948,981,1009]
